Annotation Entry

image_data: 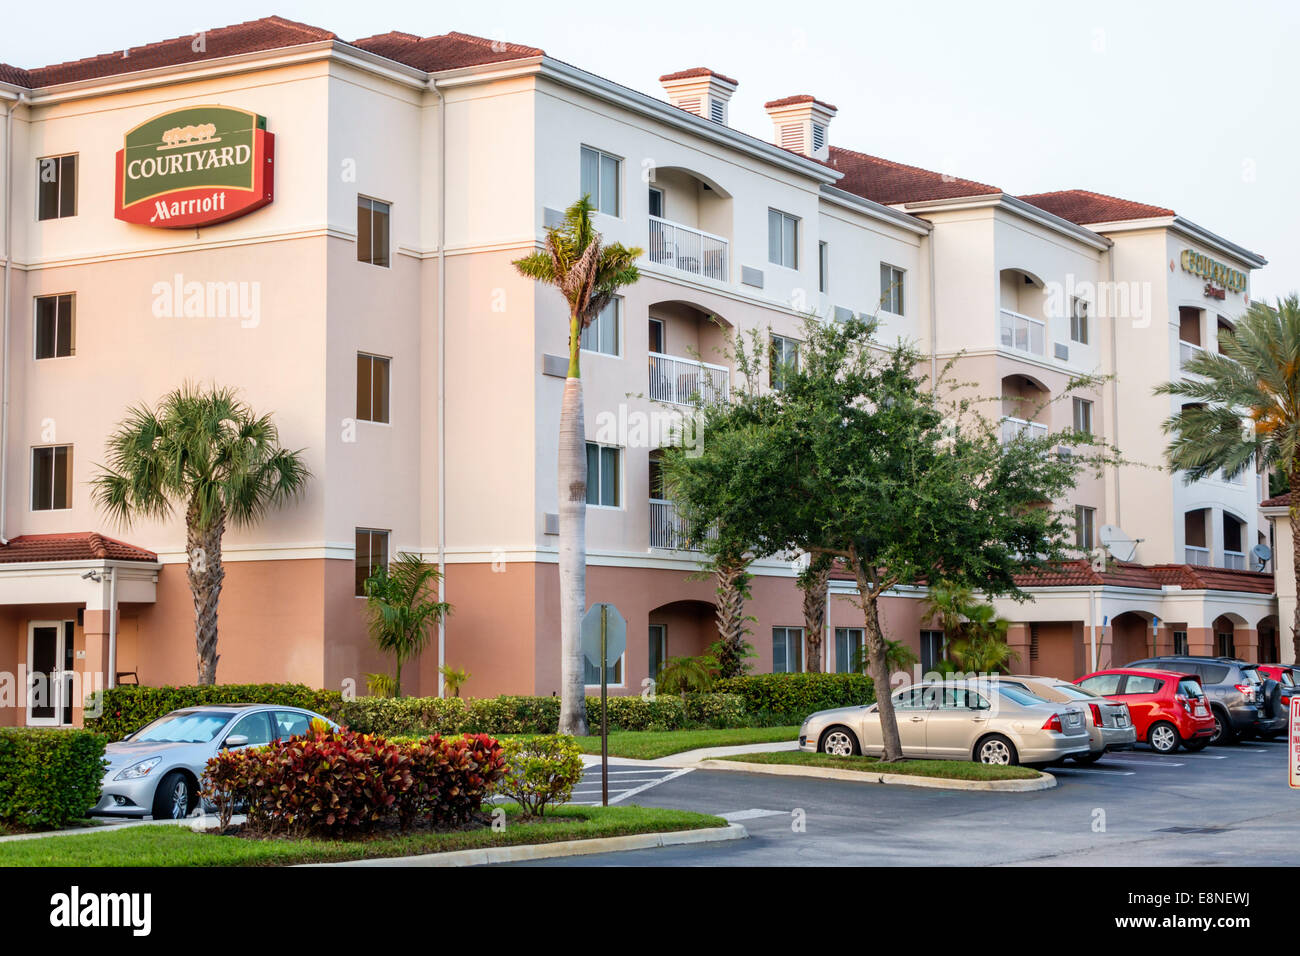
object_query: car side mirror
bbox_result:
[223,734,249,749]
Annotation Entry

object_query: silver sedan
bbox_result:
[993,675,1136,763]
[92,704,337,819]
[798,680,1092,766]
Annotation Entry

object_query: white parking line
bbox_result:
[1052,767,1136,775]
[570,767,695,805]
[1101,757,1185,767]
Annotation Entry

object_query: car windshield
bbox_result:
[1177,679,1205,699]
[998,686,1047,706]
[1051,683,1098,700]
[1240,668,1262,685]
[132,711,233,743]
[1282,670,1296,687]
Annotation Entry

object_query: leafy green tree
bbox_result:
[513,198,641,735]
[1157,295,1300,662]
[668,317,1111,760]
[363,552,452,697]
[91,384,310,684]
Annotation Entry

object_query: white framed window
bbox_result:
[1075,505,1096,550]
[648,317,665,354]
[584,650,625,687]
[580,146,621,216]
[880,263,905,315]
[31,445,72,511]
[648,186,664,218]
[767,209,799,268]
[834,627,864,674]
[773,626,805,673]
[34,294,75,360]
[920,630,946,673]
[356,353,391,424]
[818,241,829,293]
[354,528,389,597]
[357,196,391,267]
[770,333,800,390]
[585,442,621,507]
[37,154,77,221]
[648,624,667,682]
[580,298,621,357]
[1070,296,1089,344]
[1072,397,1093,435]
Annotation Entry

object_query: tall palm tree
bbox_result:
[797,554,832,673]
[513,198,641,734]
[364,552,451,697]
[91,384,310,684]
[1157,295,1300,662]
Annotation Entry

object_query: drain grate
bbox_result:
[1157,825,1234,835]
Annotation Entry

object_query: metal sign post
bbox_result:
[1290,697,1299,790]
[581,603,626,808]
[600,604,608,805]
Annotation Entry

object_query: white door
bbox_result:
[26,620,72,726]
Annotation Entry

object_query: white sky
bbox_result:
[5,0,1296,300]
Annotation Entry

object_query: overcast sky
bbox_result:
[5,0,1296,300]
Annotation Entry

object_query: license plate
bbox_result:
[1066,713,1082,728]
[1194,704,1207,716]
[1116,714,1128,727]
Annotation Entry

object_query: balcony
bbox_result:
[649,352,730,406]
[1000,417,1049,444]
[1185,545,1211,566]
[648,216,728,282]
[649,498,717,552]
[1221,550,1245,570]
[1179,340,1204,370]
[999,309,1045,356]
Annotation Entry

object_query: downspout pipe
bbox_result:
[431,78,447,698]
[1,91,26,545]
[107,567,118,690]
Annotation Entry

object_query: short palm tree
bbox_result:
[363,553,452,697]
[91,384,310,684]
[1157,294,1300,661]
[513,198,641,735]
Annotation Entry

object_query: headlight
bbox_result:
[115,757,162,780]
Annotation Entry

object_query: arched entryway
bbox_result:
[1109,611,1154,667]
[1256,615,1280,663]
[647,599,718,683]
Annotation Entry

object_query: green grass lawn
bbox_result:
[717,750,1041,781]
[568,725,799,760]
[0,804,726,867]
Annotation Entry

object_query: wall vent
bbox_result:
[542,354,568,377]
[741,266,765,288]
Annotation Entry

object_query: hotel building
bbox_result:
[0,16,1285,726]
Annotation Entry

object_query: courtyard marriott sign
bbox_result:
[114,105,274,228]
[1180,248,1247,294]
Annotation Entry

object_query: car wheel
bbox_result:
[152,770,195,820]
[976,734,1018,766]
[1209,709,1237,746]
[819,725,859,757]
[1182,737,1211,752]
[1071,751,1104,764]
[1148,721,1180,754]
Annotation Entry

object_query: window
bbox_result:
[1075,505,1095,550]
[355,529,389,596]
[772,627,804,673]
[879,264,905,315]
[1070,296,1089,344]
[226,711,273,747]
[648,186,664,219]
[585,443,620,507]
[770,334,799,390]
[31,445,72,511]
[1072,397,1093,436]
[648,624,667,682]
[1122,676,1164,695]
[834,627,864,673]
[37,154,76,220]
[1216,631,1235,657]
[356,196,391,267]
[273,711,313,740]
[920,630,946,673]
[818,241,829,293]
[1172,630,1189,656]
[647,317,665,354]
[580,146,620,216]
[584,650,624,686]
[34,294,75,359]
[767,209,798,268]
[580,298,620,356]
[1078,673,1123,696]
[356,353,391,424]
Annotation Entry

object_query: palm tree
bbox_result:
[948,603,1018,674]
[513,198,641,734]
[91,384,310,684]
[363,552,452,697]
[1158,295,1300,662]
[797,555,832,673]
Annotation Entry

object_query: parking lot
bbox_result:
[511,736,1298,866]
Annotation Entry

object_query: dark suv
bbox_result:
[1125,656,1286,744]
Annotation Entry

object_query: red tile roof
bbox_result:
[765,94,837,112]
[1261,491,1291,508]
[1147,564,1276,595]
[1013,558,1274,595]
[0,533,157,564]
[826,145,999,205]
[1017,189,1174,225]
[0,17,543,90]
[659,67,738,87]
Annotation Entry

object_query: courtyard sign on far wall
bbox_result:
[1180,248,1247,294]
[114,105,274,228]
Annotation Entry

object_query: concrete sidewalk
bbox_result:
[579,739,798,770]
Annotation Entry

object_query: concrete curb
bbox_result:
[302,822,748,867]
[696,759,1057,792]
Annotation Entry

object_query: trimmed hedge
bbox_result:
[85,684,344,741]
[715,673,875,724]
[0,728,107,830]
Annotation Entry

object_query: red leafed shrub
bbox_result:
[203,728,506,836]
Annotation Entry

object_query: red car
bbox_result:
[1256,664,1297,715]
[1074,668,1215,754]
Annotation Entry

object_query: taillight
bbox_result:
[1042,713,1063,732]
[1234,683,1255,701]
[1176,695,1192,714]
[1089,703,1103,726]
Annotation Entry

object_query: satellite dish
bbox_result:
[1098,525,1138,562]
[1252,543,1272,570]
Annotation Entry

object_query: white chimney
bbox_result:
[659,68,738,125]
[764,95,837,160]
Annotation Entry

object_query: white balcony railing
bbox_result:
[648,216,728,282]
[1185,545,1211,566]
[649,499,717,552]
[648,352,730,406]
[1000,417,1049,444]
[1179,340,1205,370]
[999,309,1045,356]
[1221,550,1245,570]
